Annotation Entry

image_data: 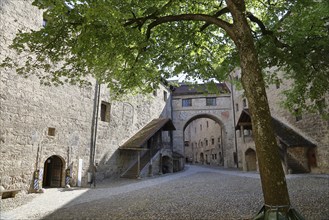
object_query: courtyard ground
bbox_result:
[1,165,328,220]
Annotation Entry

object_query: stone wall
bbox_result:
[172,93,236,168]
[231,68,329,173]
[0,0,171,191]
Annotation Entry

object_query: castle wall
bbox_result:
[0,0,171,191]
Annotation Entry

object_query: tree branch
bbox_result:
[246,12,289,48]
[200,7,230,31]
[145,14,234,40]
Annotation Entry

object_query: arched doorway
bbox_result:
[162,156,172,174]
[245,148,257,171]
[43,155,64,187]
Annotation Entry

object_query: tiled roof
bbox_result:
[172,83,230,96]
[120,118,175,150]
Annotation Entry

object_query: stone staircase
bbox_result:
[121,149,159,179]
[286,152,308,174]
[278,148,308,174]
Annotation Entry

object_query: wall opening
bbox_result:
[43,155,64,187]
[245,148,257,171]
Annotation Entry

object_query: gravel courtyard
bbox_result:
[1,165,328,220]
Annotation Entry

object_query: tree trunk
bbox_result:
[227,0,291,210]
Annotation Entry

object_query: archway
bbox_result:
[183,114,226,166]
[245,148,257,171]
[43,155,64,187]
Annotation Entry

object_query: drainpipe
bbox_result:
[228,75,239,168]
[89,81,101,170]
[169,86,174,151]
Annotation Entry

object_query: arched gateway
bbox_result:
[171,83,236,168]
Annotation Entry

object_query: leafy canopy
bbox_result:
[2,0,329,114]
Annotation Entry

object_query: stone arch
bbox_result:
[181,113,229,166]
[42,155,65,187]
[245,148,257,171]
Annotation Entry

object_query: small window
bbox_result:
[182,98,192,107]
[48,127,55,136]
[163,91,168,101]
[206,121,209,128]
[205,139,208,146]
[101,101,111,122]
[236,103,239,112]
[206,97,216,106]
[211,138,215,145]
[218,137,220,143]
[184,141,189,146]
[243,99,247,108]
[153,90,157,96]
[200,124,202,131]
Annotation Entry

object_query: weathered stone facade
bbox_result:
[231,68,329,173]
[171,84,236,168]
[0,0,171,191]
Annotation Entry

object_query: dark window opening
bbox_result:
[163,91,168,101]
[101,101,111,122]
[243,99,247,108]
[206,97,216,106]
[48,127,55,136]
[182,98,192,107]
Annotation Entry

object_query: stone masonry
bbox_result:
[0,0,171,191]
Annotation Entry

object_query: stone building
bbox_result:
[0,0,174,192]
[231,69,329,174]
[171,83,237,168]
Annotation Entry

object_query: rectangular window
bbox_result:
[211,138,215,145]
[243,99,247,108]
[205,140,208,146]
[163,91,168,101]
[153,90,157,96]
[236,103,239,112]
[48,127,55,136]
[182,98,192,107]
[101,101,111,122]
[206,97,216,106]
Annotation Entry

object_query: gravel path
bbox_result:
[1,165,328,220]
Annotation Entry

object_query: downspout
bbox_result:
[169,86,174,151]
[90,81,101,168]
[229,75,239,168]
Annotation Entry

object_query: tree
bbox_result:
[2,0,328,218]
